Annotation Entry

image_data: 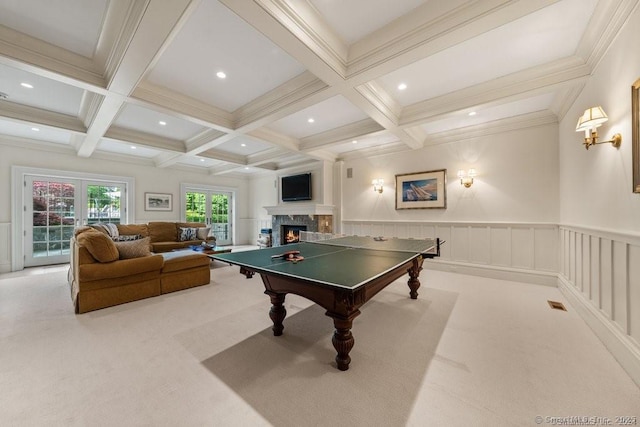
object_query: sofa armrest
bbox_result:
[78,254,164,282]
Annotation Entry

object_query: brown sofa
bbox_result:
[68,223,213,314]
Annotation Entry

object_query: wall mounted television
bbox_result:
[281,173,312,202]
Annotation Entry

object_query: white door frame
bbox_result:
[180,183,237,245]
[11,166,135,271]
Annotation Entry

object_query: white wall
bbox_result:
[341,123,559,223]
[558,4,640,385]
[0,141,252,271]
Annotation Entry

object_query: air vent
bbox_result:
[547,300,567,311]
[347,168,353,178]
[0,91,9,100]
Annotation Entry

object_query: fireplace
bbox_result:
[281,225,307,245]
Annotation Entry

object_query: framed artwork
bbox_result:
[145,192,172,211]
[633,78,640,193]
[395,169,447,210]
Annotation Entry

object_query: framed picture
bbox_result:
[395,169,447,210]
[633,77,640,193]
[145,192,172,211]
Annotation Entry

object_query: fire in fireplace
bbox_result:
[281,225,307,245]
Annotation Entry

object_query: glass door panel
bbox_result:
[210,193,230,244]
[85,183,122,225]
[25,177,128,267]
[27,178,79,266]
[184,188,232,245]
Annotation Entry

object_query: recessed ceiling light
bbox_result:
[21,83,33,89]
[31,127,39,132]
[308,118,315,123]
[216,71,226,79]
[131,146,136,150]
[398,83,407,91]
[468,111,477,116]
[244,167,249,170]
[241,143,246,147]
[158,121,167,126]
[352,140,358,144]
[200,158,205,162]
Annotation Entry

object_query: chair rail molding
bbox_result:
[558,224,640,387]
[341,220,559,286]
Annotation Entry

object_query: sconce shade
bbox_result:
[576,106,608,131]
[575,105,621,150]
[457,169,476,188]
[372,178,384,193]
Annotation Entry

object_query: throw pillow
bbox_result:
[114,237,152,259]
[179,227,197,241]
[196,227,211,240]
[76,230,119,263]
[104,223,119,238]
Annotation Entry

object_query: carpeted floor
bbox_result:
[0,261,638,426]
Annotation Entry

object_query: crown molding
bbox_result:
[346,0,560,83]
[233,72,331,130]
[0,26,105,92]
[246,127,300,152]
[131,81,233,131]
[0,102,86,134]
[550,82,587,123]
[100,0,149,83]
[400,57,590,127]
[424,110,558,146]
[337,141,409,162]
[184,128,227,153]
[300,119,384,152]
[575,0,639,71]
[104,126,186,153]
[254,0,347,77]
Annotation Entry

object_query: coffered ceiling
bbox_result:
[0,0,636,176]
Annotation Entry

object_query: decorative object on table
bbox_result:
[144,192,172,211]
[395,169,447,210]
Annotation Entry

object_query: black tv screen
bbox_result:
[281,173,312,202]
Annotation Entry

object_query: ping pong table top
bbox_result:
[211,236,437,290]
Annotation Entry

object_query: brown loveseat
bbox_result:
[68,222,214,314]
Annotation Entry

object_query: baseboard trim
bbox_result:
[424,259,558,287]
[558,275,640,388]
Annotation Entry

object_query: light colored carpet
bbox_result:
[0,262,638,426]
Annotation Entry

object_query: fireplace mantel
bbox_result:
[264,204,334,216]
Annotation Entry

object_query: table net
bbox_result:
[299,232,438,255]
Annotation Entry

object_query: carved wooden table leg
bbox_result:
[266,291,286,336]
[407,255,424,299]
[331,317,355,371]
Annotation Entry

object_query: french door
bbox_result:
[24,176,126,267]
[183,186,233,246]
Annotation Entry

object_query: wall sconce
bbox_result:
[372,178,384,193]
[457,169,476,188]
[575,106,622,150]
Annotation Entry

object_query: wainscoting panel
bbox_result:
[0,223,10,273]
[558,225,640,387]
[342,221,558,285]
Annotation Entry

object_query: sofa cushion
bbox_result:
[76,229,119,263]
[116,223,149,238]
[161,251,210,273]
[148,222,178,243]
[114,237,152,259]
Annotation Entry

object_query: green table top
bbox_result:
[211,236,437,290]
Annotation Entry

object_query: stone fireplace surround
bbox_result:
[271,214,332,247]
[265,203,335,247]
